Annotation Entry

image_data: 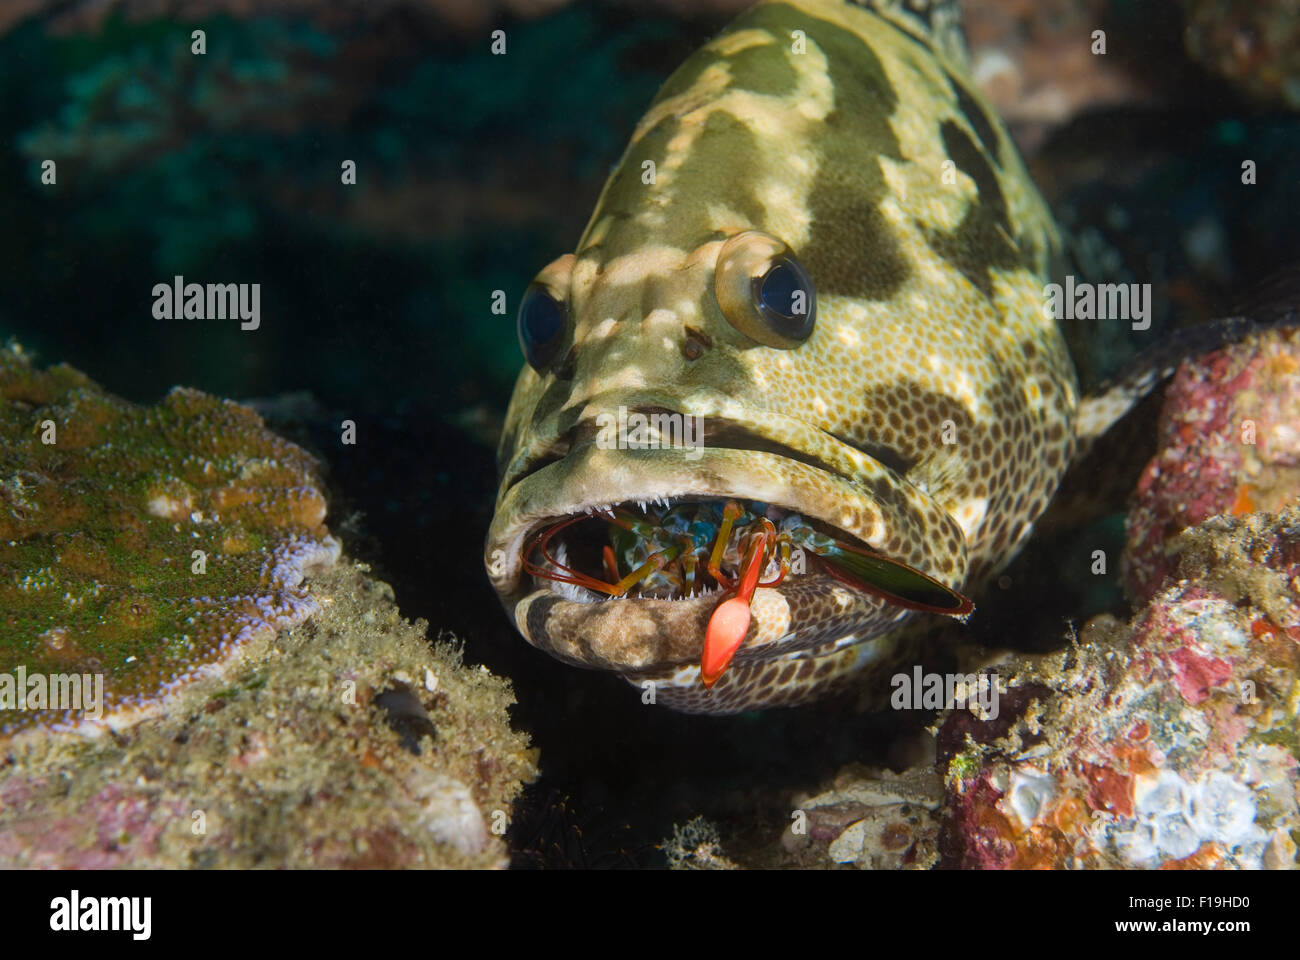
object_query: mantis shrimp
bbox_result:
[523,499,973,689]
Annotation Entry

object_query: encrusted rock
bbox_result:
[1125,328,1300,602]
[941,329,1300,869]
[0,346,537,866]
[0,556,538,868]
[1183,0,1300,110]
[2,343,341,736]
[940,509,1300,869]
[779,762,943,869]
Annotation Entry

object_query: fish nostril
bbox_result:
[681,325,713,361]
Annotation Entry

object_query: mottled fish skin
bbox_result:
[486,0,1077,713]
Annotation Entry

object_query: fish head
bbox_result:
[485,223,972,711]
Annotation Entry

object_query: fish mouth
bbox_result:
[520,495,872,602]
[486,409,970,675]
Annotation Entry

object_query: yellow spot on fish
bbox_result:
[879,156,910,201]
[708,27,774,57]
[880,197,905,225]
[954,497,989,538]
[666,131,695,154]
[642,308,677,332]
[758,180,813,245]
[602,247,686,287]
[796,98,826,121]
[950,370,979,410]
[706,202,754,234]
[602,367,649,392]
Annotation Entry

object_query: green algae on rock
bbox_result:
[1,342,339,736]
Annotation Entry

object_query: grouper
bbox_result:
[485,0,1176,713]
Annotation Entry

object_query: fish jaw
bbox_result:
[484,422,968,682]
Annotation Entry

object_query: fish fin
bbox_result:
[819,545,974,615]
[1072,313,1255,462]
[1038,380,1166,534]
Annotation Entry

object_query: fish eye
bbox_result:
[754,258,816,341]
[517,254,575,372]
[715,231,816,348]
[517,285,566,370]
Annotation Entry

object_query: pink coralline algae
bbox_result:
[1125,328,1300,602]
[1166,643,1234,706]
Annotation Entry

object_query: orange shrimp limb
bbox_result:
[701,531,768,689]
[705,500,744,590]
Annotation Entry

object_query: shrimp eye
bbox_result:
[715,231,816,348]
[517,285,567,371]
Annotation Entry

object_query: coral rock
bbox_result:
[0,560,538,868]
[941,509,1300,870]
[780,764,943,869]
[1,343,340,736]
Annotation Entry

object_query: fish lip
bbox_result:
[497,395,903,503]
